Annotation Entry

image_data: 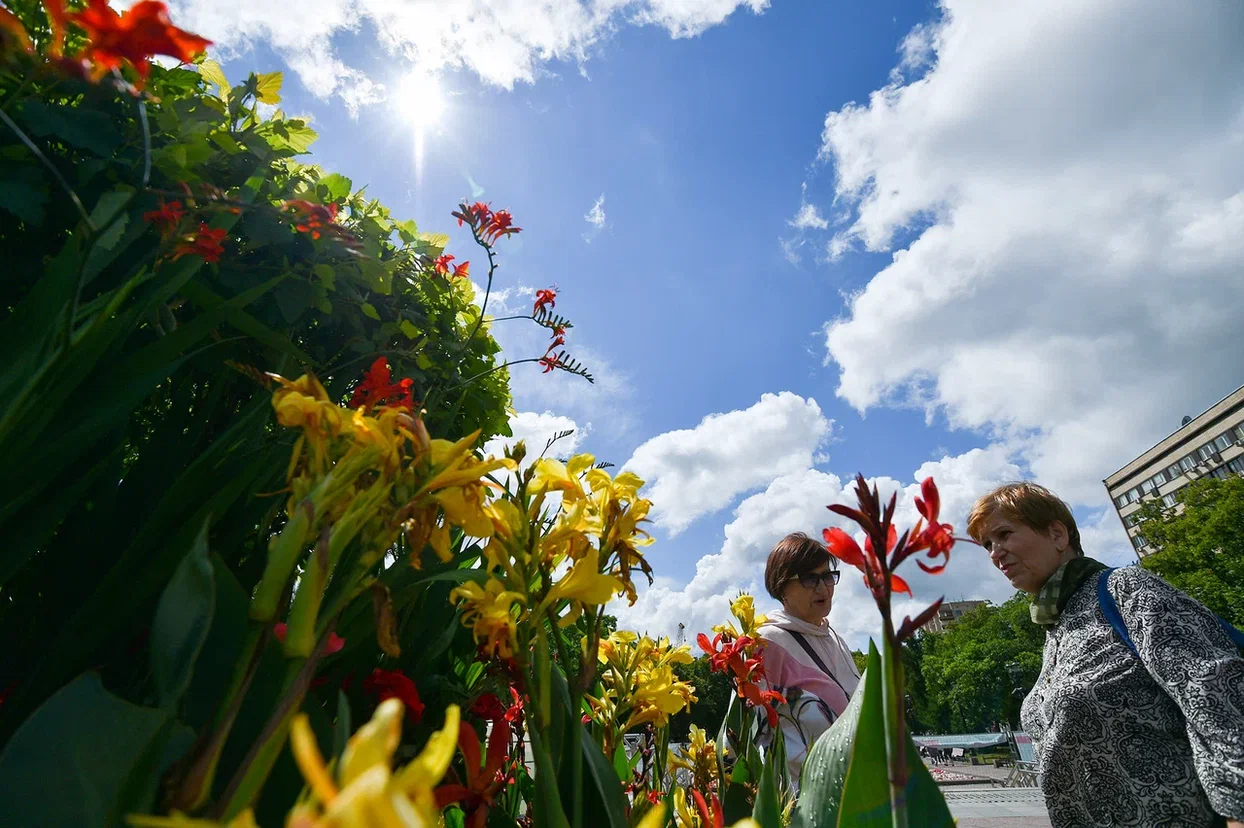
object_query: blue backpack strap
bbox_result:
[1098,566,1244,655]
[1097,567,1139,657]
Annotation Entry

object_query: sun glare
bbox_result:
[393,72,446,129]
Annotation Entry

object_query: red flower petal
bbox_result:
[823,527,866,571]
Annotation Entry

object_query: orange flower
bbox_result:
[533,288,556,314]
[347,356,415,411]
[142,199,185,238]
[172,223,226,263]
[434,718,513,828]
[434,253,455,275]
[67,0,211,84]
[283,199,340,240]
[451,260,470,279]
[0,6,32,52]
[481,209,521,243]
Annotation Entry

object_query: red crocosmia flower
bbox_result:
[434,253,454,275]
[532,288,556,314]
[273,623,344,654]
[538,353,559,374]
[480,209,521,244]
[67,0,211,86]
[470,693,508,722]
[434,718,513,828]
[348,357,415,412]
[647,790,664,805]
[552,325,566,337]
[504,686,524,723]
[363,668,424,723]
[283,199,340,240]
[451,260,470,279]
[824,524,911,597]
[172,222,226,263]
[142,199,185,238]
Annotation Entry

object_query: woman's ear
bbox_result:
[1048,520,1069,553]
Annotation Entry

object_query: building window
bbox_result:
[1228,456,1244,474]
[1235,424,1244,442]
[1162,493,1176,507]
[1141,479,1155,495]
[1116,494,1129,508]
[1181,455,1198,472]
[1210,466,1230,480]
[1215,433,1233,452]
[1132,534,1147,550]
[1166,463,1182,480]
[1129,488,1142,504]
[1199,443,1218,462]
[1152,469,1167,487]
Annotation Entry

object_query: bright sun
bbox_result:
[393,72,446,129]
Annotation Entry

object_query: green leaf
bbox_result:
[792,641,954,828]
[317,173,352,201]
[20,100,123,157]
[0,673,176,827]
[199,59,229,102]
[399,319,420,340]
[417,231,450,254]
[752,746,783,828]
[612,740,630,783]
[0,163,49,223]
[332,691,351,767]
[151,520,216,709]
[577,728,630,828]
[312,264,336,290]
[361,302,381,321]
[394,218,418,244]
[254,71,284,104]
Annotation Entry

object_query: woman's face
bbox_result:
[979,511,1072,594]
[781,562,837,623]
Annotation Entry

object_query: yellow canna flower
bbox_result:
[529,457,586,501]
[540,547,623,613]
[672,788,700,828]
[450,578,525,658]
[636,804,668,828]
[433,484,495,539]
[668,725,718,793]
[286,698,460,828]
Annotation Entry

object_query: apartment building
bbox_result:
[1104,384,1244,558]
[924,599,989,634]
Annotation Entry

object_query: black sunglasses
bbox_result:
[796,570,841,589]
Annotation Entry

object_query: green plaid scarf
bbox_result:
[1030,556,1107,626]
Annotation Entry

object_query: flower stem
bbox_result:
[880,617,909,828]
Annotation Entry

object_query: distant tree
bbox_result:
[914,594,1044,733]
[669,657,733,742]
[1134,476,1244,628]
[851,649,867,675]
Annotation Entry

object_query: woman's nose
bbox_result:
[989,545,1008,564]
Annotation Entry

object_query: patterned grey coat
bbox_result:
[1021,567,1244,827]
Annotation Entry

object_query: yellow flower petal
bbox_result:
[339,697,403,788]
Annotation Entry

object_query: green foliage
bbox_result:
[0,23,512,742]
[1135,476,1244,628]
[669,656,732,741]
[908,595,1044,733]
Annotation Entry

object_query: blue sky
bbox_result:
[186,0,1244,645]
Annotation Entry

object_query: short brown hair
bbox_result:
[765,532,835,601]
[967,482,1082,555]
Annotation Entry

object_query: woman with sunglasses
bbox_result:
[756,532,861,786]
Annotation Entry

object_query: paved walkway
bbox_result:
[941,788,1051,827]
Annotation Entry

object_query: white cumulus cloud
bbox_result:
[585,194,607,228]
[170,0,770,108]
[817,0,1244,504]
[613,444,1026,647]
[625,393,833,535]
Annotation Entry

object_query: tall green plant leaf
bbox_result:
[792,641,953,828]
[0,673,181,828]
[151,519,216,708]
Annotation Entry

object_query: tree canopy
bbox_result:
[1134,475,1244,628]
